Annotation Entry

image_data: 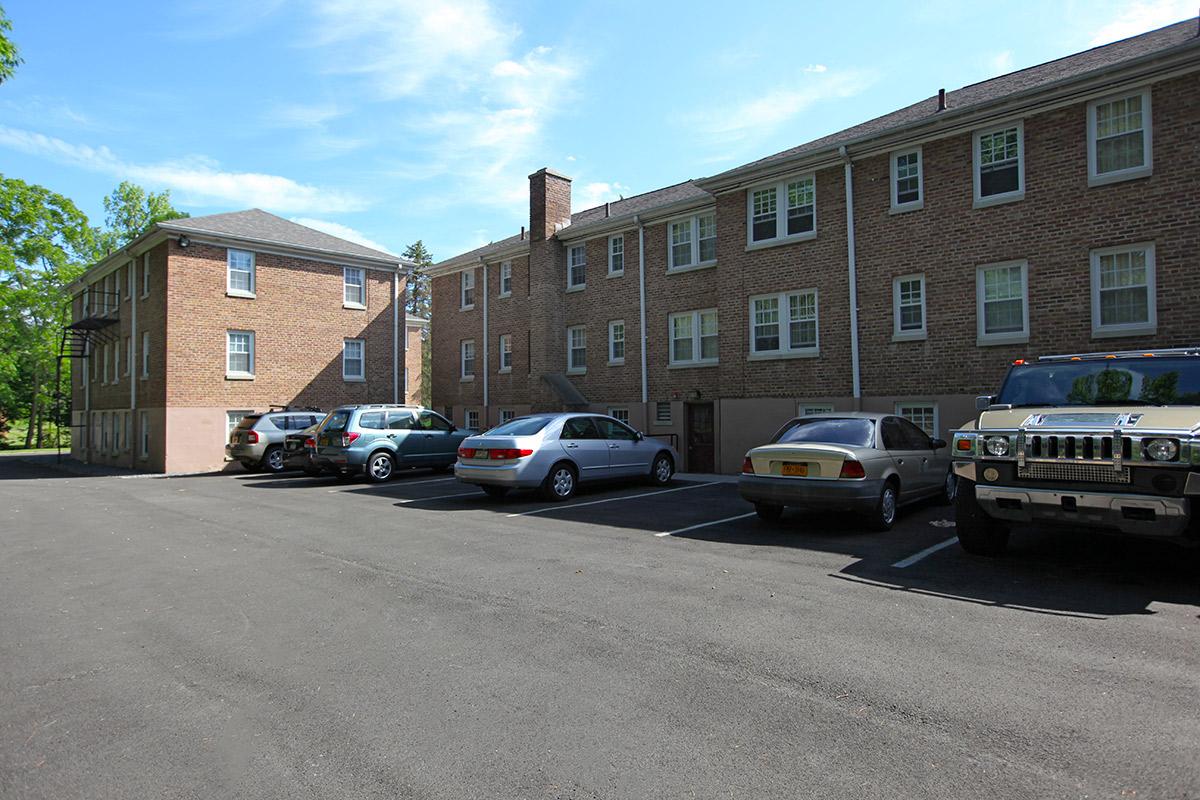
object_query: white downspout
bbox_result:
[840,146,862,406]
[129,256,137,469]
[481,259,489,422]
[393,270,400,403]
[636,216,648,410]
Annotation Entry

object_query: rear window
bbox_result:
[322,411,352,433]
[485,417,552,436]
[772,418,874,448]
[359,411,386,429]
[236,415,261,430]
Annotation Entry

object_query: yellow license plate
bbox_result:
[781,463,808,477]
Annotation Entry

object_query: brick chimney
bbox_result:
[528,167,572,242]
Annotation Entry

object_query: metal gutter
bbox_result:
[839,147,861,406]
[636,216,648,406]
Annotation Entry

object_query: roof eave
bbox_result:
[156,220,410,270]
[429,240,530,277]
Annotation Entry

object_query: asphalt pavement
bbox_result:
[1,454,1197,799]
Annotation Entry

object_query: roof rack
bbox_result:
[1037,347,1200,362]
[268,404,324,412]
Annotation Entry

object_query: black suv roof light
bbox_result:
[1037,347,1200,362]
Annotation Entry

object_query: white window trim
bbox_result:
[666,211,717,273]
[607,234,625,276]
[745,174,817,251]
[608,319,625,366]
[972,120,1025,209]
[466,410,481,430]
[141,253,150,298]
[747,289,820,360]
[139,410,149,459]
[499,409,516,424]
[567,245,587,292]
[1089,242,1157,339]
[892,274,927,341]
[125,336,132,376]
[343,267,366,310]
[460,339,476,381]
[141,331,150,379]
[895,401,940,439]
[798,403,835,416]
[460,270,475,311]
[608,408,630,425]
[226,249,256,298]
[225,330,255,380]
[668,309,719,368]
[498,334,512,373]
[889,146,924,213]
[567,325,587,374]
[975,260,1030,346]
[498,261,512,298]
[342,338,366,382]
[1087,87,1153,187]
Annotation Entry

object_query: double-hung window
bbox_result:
[460,270,475,310]
[608,320,625,365]
[227,249,255,296]
[890,148,923,211]
[1090,243,1156,338]
[343,267,365,308]
[892,275,926,340]
[125,336,132,376]
[973,122,1024,206]
[141,331,149,377]
[567,326,587,373]
[608,408,630,425]
[667,212,717,271]
[976,261,1028,345]
[567,245,586,290]
[113,337,121,381]
[499,261,512,297]
[749,290,818,357]
[896,403,938,438]
[125,262,134,299]
[668,309,718,366]
[343,338,365,381]
[141,253,150,297]
[498,334,512,372]
[139,411,149,458]
[226,330,255,378]
[102,343,110,384]
[748,176,815,246]
[608,235,624,276]
[460,340,475,380]
[1088,88,1152,185]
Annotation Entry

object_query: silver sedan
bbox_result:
[454,413,679,501]
[737,412,956,529]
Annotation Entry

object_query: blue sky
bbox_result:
[0,0,1193,263]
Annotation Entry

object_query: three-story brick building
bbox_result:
[431,19,1200,473]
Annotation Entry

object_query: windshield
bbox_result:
[997,358,1200,407]
[484,417,552,436]
[772,418,875,447]
[321,410,352,433]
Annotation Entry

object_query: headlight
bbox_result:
[984,436,1010,457]
[1145,438,1179,462]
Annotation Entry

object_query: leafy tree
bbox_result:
[0,5,21,85]
[96,181,188,255]
[401,241,433,407]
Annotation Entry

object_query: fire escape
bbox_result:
[53,290,121,461]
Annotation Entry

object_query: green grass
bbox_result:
[0,419,71,450]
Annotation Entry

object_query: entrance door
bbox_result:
[686,402,715,473]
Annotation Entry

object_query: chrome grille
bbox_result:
[1025,434,1131,461]
[1018,462,1131,484]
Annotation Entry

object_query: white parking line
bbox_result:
[505,481,720,518]
[396,491,480,504]
[655,512,758,537]
[326,476,458,493]
[892,536,958,568]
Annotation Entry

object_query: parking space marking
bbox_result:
[891,536,957,568]
[505,481,721,518]
[400,476,460,486]
[654,511,758,537]
[396,491,480,504]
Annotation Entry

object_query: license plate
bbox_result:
[781,463,808,477]
[319,435,330,447]
[473,449,489,459]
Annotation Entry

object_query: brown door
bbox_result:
[686,402,715,473]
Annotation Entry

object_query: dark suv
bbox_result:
[313,405,475,482]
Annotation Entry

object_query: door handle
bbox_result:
[897,458,904,464]
[608,444,619,449]
[565,443,578,449]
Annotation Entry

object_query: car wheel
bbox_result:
[754,502,784,522]
[955,479,1010,556]
[365,452,396,483]
[482,485,509,500]
[939,469,958,505]
[649,453,674,486]
[260,446,286,474]
[869,481,899,531]
[542,462,577,502]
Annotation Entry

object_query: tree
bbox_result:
[96,181,188,255]
[0,5,21,85]
[401,241,434,407]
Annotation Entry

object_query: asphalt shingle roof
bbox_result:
[160,209,401,262]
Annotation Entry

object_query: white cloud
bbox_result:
[289,217,393,253]
[803,64,828,74]
[572,181,631,213]
[1088,0,1194,45]
[0,125,366,213]
[699,70,875,140]
[986,50,1014,75]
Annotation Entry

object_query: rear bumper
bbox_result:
[226,443,265,463]
[454,461,543,488]
[976,485,1191,538]
[738,475,885,509]
[315,448,365,473]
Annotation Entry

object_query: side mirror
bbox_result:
[636,431,644,441]
[975,395,995,411]
[930,438,947,449]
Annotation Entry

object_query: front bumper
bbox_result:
[454,461,543,488]
[738,475,885,509]
[975,484,1191,538]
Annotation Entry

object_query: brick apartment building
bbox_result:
[431,19,1200,474]
[67,209,415,473]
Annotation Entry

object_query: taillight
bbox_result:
[341,432,360,447]
[245,431,259,444]
[741,456,755,474]
[490,448,534,460]
[304,437,315,448]
[839,460,866,479]
[458,447,475,459]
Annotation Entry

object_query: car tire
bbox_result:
[482,485,509,500]
[260,445,286,474]
[939,469,958,505]
[365,451,396,483]
[542,462,578,502]
[649,453,674,486]
[955,478,1010,556]
[868,480,899,532]
[754,502,784,522]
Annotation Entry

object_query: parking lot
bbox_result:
[2,454,1199,799]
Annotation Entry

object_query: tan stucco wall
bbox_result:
[165,406,238,474]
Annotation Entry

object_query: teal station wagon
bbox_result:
[313,404,474,482]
